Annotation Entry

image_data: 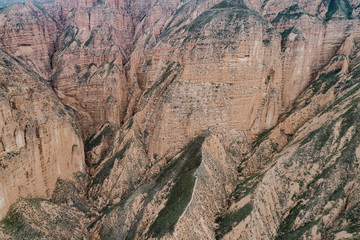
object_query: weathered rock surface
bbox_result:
[0,49,84,220]
[0,0,360,239]
[0,198,86,239]
[0,1,58,78]
[49,1,135,135]
[89,131,237,239]
[216,40,360,240]
[0,173,90,240]
[241,33,357,175]
[125,0,359,163]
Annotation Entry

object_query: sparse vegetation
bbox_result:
[1,2,360,240]
[85,125,114,152]
[79,71,91,83]
[321,69,341,94]
[51,69,63,81]
[160,3,190,38]
[344,203,360,223]
[263,39,271,46]
[300,123,333,151]
[145,62,177,96]
[272,4,313,23]
[94,0,104,5]
[277,221,318,240]
[0,81,9,93]
[212,0,248,10]
[252,127,275,150]
[325,83,360,112]
[0,160,6,169]
[187,9,218,32]
[186,1,261,33]
[147,133,208,238]
[61,26,80,50]
[87,63,97,70]
[308,69,342,100]
[326,0,353,21]
[144,59,152,67]
[0,151,20,169]
[1,203,43,239]
[230,173,264,201]
[107,60,119,77]
[127,118,134,129]
[276,201,303,236]
[75,64,81,74]
[84,33,94,47]
[329,183,345,201]
[215,203,253,239]
[91,141,131,186]
[280,27,304,45]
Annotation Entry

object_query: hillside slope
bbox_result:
[0,0,359,239]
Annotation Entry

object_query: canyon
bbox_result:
[0,0,359,239]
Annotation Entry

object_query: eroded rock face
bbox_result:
[0,0,357,139]
[0,0,360,239]
[136,4,283,159]
[216,40,360,240]
[49,1,135,135]
[111,0,358,166]
[241,34,357,175]
[0,198,87,239]
[0,1,58,78]
[89,131,237,239]
[0,173,90,239]
[0,50,84,220]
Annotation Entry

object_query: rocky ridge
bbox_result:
[0,0,359,239]
[0,49,84,220]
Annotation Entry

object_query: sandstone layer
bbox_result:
[218,41,360,240]
[0,0,359,239]
[0,49,85,220]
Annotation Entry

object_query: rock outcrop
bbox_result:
[89,131,238,239]
[0,0,359,239]
[217,39,360,240]
[49,0,135,135]
[123,0,359,162]
[0,49,85,220]
[0,1,58,78]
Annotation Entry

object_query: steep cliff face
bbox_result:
[49,0,135,134]
[134,2,282,159]
[241,33,357,175]
[0,0,360,239]
[0,0,357,138]
[0,173,90,239]
[126,0,358,162]
[88,131,237,239]
[217,39,360,240]
[0,49,85,220]
[245,0,357,20]
[0,1,58,78]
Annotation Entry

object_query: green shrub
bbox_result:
[145,62,176,96]
[311,69,341,94]
[1,205,42,239]
[147,134,207,238]
[326,0,353,21]
[92,142,131,186]
[263,39,271,46]
[85,125,114,152]
[84,33,94,47]
[215,203,253,239]
[0,152,20,168]
[75,64,81,74]
[187,10,218,32]
[272,4,310,23]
